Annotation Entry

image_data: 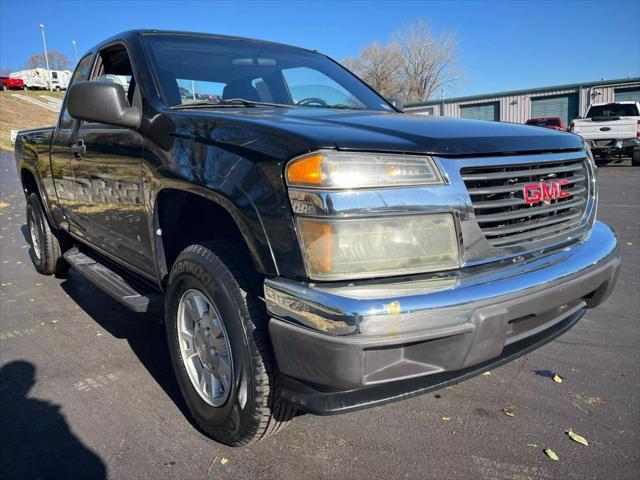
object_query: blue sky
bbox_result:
[1,0,638,98]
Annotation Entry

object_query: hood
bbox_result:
[169,108,584,157]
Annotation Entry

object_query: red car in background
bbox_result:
[525,117,567,131]
[1,76,25,91]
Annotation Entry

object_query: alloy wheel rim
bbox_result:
[177,289,233,407]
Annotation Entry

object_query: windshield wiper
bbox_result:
[324,104,364,110]
[171,98,293,110]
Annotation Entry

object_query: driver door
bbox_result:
[66,43,153,276]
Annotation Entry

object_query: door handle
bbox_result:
[71,139,86,159]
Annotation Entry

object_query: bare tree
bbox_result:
[342,20,461,103]
[0,67,12,76]
[343,42,403,100]
[394,20,460,102]
[25,50,71,70]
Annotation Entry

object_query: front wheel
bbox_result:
[165,241,295,446]
[1,85,7,91]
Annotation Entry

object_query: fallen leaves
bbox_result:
[543,448,559,461]
[0,202,9,209]
[553,374,563,384]
[220,458,228,465]
[441,416,451,421]
[502,407,515,417]
[481,371,492,376]
[567,429,589,446]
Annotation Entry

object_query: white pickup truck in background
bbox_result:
[570,102,640,166]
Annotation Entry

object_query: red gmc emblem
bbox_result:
[523,180,571,205]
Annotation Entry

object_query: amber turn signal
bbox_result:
[286,154,324,186]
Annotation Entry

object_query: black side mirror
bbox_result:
[389,97,404,112]
[67,81,141,129]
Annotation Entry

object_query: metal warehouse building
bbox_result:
[404,77,640,127]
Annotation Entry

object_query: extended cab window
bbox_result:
[143,34,392,111]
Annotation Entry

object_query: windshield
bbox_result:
[143,34,393,111]
[587,103,640,118]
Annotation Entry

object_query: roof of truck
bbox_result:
[96,29,318,55]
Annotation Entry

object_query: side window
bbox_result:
[58,54,93,129]
[91,44,137,108]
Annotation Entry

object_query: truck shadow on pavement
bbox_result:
[0,361,107,480]
[57,270,202,427]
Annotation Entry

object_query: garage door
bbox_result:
[531,94,578,127]
[459,102,500,121]
[614,86,640,103]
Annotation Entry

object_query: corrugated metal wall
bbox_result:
[406,80,640,123]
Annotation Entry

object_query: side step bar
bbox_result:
[63,247,163,313]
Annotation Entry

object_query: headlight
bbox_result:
[297,213,459,281]
[286,150,443,189]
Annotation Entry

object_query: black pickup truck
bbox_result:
[16,30,620,446]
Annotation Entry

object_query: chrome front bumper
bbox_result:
[265,221,620,391]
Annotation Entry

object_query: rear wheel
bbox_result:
[26,193,68,276]
[165,241,295,446]
[1,85,7,91]
[632,149,640,167]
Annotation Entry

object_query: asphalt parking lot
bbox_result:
[0,150,638,480]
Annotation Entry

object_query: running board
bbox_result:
[63,247,163,313]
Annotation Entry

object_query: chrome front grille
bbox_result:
[461,157,590,247]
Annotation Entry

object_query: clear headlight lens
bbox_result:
[297,213,459,281]
[286,151,443,189]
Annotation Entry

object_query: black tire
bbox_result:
[165,241,295,446]
[632,150,640,167]
[1,85,7,91]
[26,193,69,276]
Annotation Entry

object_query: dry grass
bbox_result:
[0,90,63,151]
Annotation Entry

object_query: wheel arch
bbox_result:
[153,187,277,287]
[20,166,55,226]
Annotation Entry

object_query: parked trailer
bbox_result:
[10,68,72,90]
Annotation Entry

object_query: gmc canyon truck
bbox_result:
[16,30,620,446]
[570,101,640,166]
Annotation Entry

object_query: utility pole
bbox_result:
[39,23,52,91]
[72,40,79,64]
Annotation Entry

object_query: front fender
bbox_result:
[144,135,307,282]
